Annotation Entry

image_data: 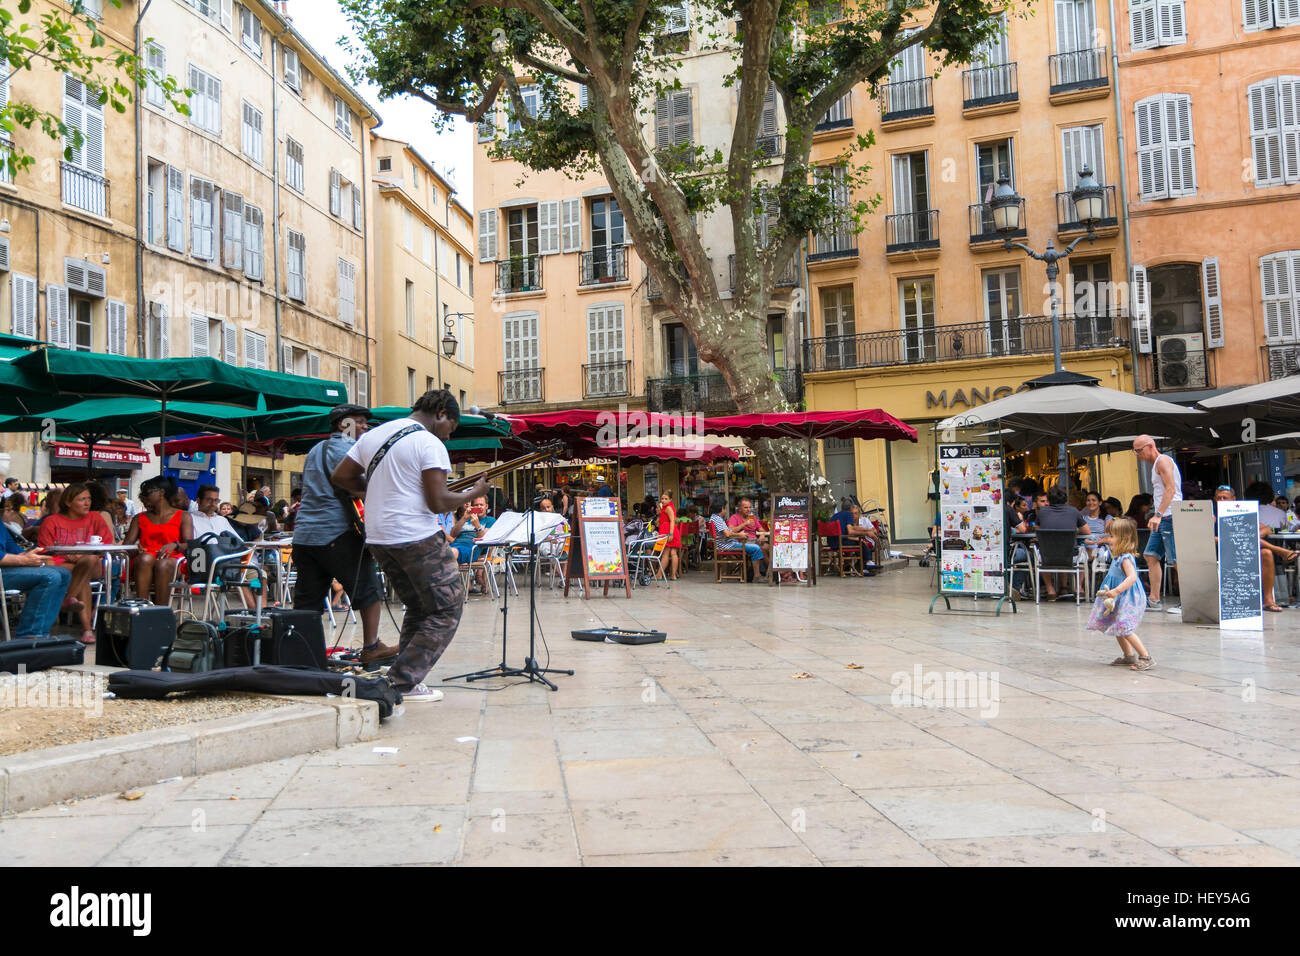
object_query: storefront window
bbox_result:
[889,424,938,542]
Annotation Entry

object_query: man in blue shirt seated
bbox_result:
[1,524,71,639]
[830,501,878,575]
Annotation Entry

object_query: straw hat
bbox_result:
[231,502,264,526]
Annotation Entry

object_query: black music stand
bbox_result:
[442,481,573,690]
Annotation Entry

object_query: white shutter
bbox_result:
[191,177,215,259]
[538,200,560,255]
[191,313,210,357]
[281,343,293,374]
[1055,0,1081,53]
[663,2,689,33]
[1135,96,1168,199]
[283,48,301,92]
[1279,0,1300,25]
[478,208,498,261]
[1244,0,1274,30]
[106,299,127,355]
[1262,253,1298,343]
[1157,1,1186,45]
[1201,257,1224,348]
[673,90,693,146]
[223,321,238,364]
[356,369,368,406]
[1280,76,1300,184]
[62,82,85,168]
[10,274,37,338]
[561,198,581,253]
[1249,80,1283,186]
[655,96,672,150]
[0,238,8,272]
[1131,265,1152,353]
[158,303,170,358]
[222,191,244,268]
[1165,94,1196,197]
[243,204,263,279]
[329,169,341,217]
[145,43,166,108]
[64,257,87,293]
[219,0,233,32]
[1130,0,1157,49]
[760,82,779,137]
[308,352,320,379]
[892,153,915,218]
[244,331,267,369]
[579,84,589,110]
[353,185,363,230]
[46,285,70,348]
[166,167,185,251]
[337,259,356,325]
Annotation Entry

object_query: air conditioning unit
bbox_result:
[1157,332,1206,389]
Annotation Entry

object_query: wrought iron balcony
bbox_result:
[61,162,109,217]
[815,93,853,132]
[808,222,857,262]
[962,62,1019,110]
[498,367,545,405]
[496,255,542,294]
[647,258,710,299]
[646,368,802,415]
[803,313,1130,373]
[582,360,631,399]
[728,252,800,292]
[969,198,1026,244]
[1048,47,1108,96]
[885,210,940,254]
[1055,185,1119,233]
[1264,344,1300,381]
[580,246,628,285]
[880,77,933,122]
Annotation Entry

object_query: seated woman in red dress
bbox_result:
[124,475,193,605]
[36,481,113,643]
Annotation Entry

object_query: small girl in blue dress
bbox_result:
[1086,517,1154,670]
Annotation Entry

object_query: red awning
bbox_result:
[156,435,287,457]
[563,440,739,465]
[505,410,697,444]
[700,410,917,443]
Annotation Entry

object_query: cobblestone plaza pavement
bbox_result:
[4,567,1300,866]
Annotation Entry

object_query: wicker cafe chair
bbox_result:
[708,524,746,583]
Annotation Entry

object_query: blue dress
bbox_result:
[1086,552,1146,637]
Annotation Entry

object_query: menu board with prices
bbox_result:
[1217,500,1263,631]
[564,496,632,599]
[768,493,811,579]
[937,444,1006,596]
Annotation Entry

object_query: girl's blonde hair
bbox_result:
[1108,516,1139,556]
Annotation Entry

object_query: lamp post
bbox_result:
[435,312,469,393]
[990,166,1104,488]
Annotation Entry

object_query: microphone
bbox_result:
[468,405,498,421]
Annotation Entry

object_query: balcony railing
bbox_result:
[647,368,802,415]
[496,255,543,294]
[580,246,628,285]
[808,222,857,261]
[815,94,853,131]
[647,258,710,299]
[583,360,631,399]
[803,313,1130,373]
[1264,344,1300,381]
[1141,340,1214,393]
[1055,185,1119,233]
[756,133,783,159]
[969,198,1026,244]
[1048,47,1108,95]
[498,367,545,405]
[61,162,108,217]
[728,252,800,292]
[962,62,1019,110]
[880,77,933,122]
[885,210,940,253]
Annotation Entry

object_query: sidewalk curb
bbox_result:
[0,680,378,813]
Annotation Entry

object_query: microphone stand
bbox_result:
[443,456,572,690]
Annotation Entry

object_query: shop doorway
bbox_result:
[824,437,856,507]
[887,423,938,542]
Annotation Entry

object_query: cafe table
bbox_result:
[40,543,139,617]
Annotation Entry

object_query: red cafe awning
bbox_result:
[564,440,739,465]
[505,410,697,444]
[700,410,918,443]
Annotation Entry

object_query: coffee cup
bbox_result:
[89,535,103,544]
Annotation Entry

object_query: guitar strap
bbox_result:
[365,424,425,483]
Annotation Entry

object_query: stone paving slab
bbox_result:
[2,570,1299,865]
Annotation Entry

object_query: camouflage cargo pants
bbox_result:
[368,532,464,692]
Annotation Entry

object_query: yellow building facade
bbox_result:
[369,136,476,411]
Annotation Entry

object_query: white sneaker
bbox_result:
[1166,605,1182,614]
[402,682,444,703]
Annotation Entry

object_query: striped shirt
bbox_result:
[710,513,741,552]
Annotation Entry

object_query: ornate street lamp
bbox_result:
[993,167,1104,486]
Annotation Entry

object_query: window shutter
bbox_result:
[309,352,320,379]
[146,43,166,108]
[166,166,185,251]
[579,84,589,110]
[356,369,368,406]
[1157,1,1186,45]
[281,343,292,373]
[0,238,8,272]
[1131,265,1152,353]
[1165,94,1196,197]
[673,90,693,146]
[11,274,37,338]
[62,81,85,168]
[1262,253,1298,343]
[243,204,263,279]
[1135,97,1168,199]
[219,0,233,31]
[538,200,561,255]
[46,285,70,348]
[329,169,341,217]
[561,198,581,252]
[760,82,779,137]
[1244,0,1274,30]
[1279,0,1300,25]
[1201,257,1224,348]
[892,153,915,217]
[191,314,209,357]
[223,321,238,364]
[106,299,127,355]
[1131,0,1157,50]
[65,257,87,293]
[1249,80,1283,186]
[158,303,170,358]
[222,191,244,268]
[241,329,257,368]
[478,209,498,261]
[84,263,106,298]
[338,259,356,325]
[191,178,215,260]
[284,48,300,92]
[655,96,672,150]
[1280,76,1300,184]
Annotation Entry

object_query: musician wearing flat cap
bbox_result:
[332,390,488,703]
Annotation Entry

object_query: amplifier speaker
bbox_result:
[96,603,176,670]
[260,607,327,669]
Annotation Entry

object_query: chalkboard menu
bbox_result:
[937,444,1005,597]
[768,493,811,585]
[1217,500,1263,631]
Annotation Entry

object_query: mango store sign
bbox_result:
[925,384,1028,410]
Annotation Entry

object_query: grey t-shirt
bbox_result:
[292,433,355,546]
[1036,503,1088,532]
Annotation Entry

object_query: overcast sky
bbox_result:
[290,0,474,197]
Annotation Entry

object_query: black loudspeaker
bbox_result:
[260,607,327,669]
[96,603,177,670]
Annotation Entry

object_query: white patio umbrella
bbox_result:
[1197,376,1300,434]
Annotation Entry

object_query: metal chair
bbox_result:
[628,534,670,588]
[1031,529,1086,605]
[0,566,25,642]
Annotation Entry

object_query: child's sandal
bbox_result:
[1109,655,1137,666]
[1130,656,1155,671]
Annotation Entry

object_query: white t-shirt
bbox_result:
[345,418,451,546]
[191,511,240,538]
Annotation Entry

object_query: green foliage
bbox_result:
[0,0,191,179]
